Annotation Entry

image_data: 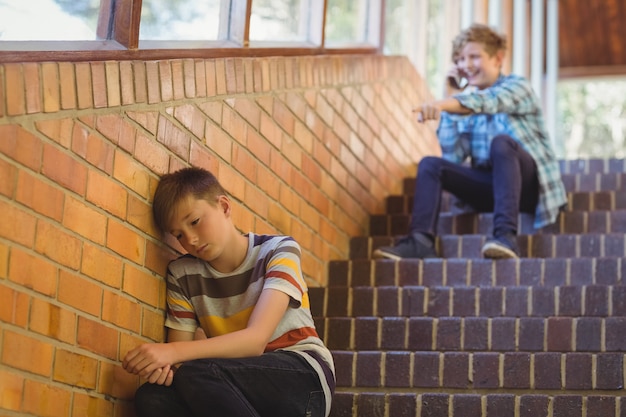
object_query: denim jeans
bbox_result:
[409,134,539,237]
[134,351,325,417]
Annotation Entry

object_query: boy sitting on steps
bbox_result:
[374,23,566,260]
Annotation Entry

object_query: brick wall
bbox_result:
[0,55,438,415]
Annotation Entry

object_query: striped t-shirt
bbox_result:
[165,233,335,416]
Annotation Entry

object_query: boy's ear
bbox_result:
[495,49,505,67]
[217,195,231,216]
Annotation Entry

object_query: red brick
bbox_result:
[34,220,82,269]
[58,62,77,110]
[205,122,232,162]
[119,332,147,361]
[91,62,108,108]
[142,306,166,341]
[194,60,207,97]
[86,169,127,218]
[0,369,23,411]
[127,194,155,235]
[224,58,237,94]
[159,61,174,101]
[205,59,217,97]
[105,61,121,107]
[29,297,76,343]
[232,143,257,182]
[190,140,218,173]
[146,61,160,104]
[215,59,227,95]
[112,150,151,199]
[1,330,54,376]
[183,59,196,98]
[23,378,71,417]
[4,64,25,116]
[58,269,103,316]
[134,132,170,175]
[94,114,123,143]
[156,116,191,160]
[53,349,98,388]
[0,124,43,171]
[0,66,5,117]
[123,263,161,308]
[41,62,61,113]
[0,158,17,198]
[171,60,185,100]
[77,316,119,360]
[75,62,93,109]
[35,117,73,148]
[62,196,107,245]
[133,61,147,104]
[0,284,29,328]
[98,361,140,400]
[102,290,141,333]
[106,220,146,265]
[144,239,176,276]
[72,392,115,417]
[81,242,123,288]
[222,105,247,145]
[42,143,88,195]
[9,247,57,296]
[119,61,135,105]
[72,124,115,173]
[23,63,42,114]
[15,170,64,221]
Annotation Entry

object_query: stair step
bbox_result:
[310,285,626,319]
[330,350,625,391]
[386,190,626,215]
[323,257,625,288]
[329,392,624,417]
[369,210,626,237]
[559,158,626,174]
[314,316,626,352]
[357,233,625,259]
[401,172,626,195]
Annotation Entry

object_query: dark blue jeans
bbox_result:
[134,351,326,417]
[410,135,539,238]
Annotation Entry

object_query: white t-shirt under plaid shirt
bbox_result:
[437,73,567,229]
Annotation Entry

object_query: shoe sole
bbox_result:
[372,248,403,261]
[481,242,518,259]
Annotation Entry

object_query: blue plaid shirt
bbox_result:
[437,74,566,229]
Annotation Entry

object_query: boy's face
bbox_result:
[168,195,231,263]
[455,41,503,90]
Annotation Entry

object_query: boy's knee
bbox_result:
[174,359,223,390]
[489,135,517,158]
[417,156,444,175]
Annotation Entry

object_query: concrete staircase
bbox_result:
[310,159,626,417]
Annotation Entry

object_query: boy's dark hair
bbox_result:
[451,23,507,63]
[152,167,227,236]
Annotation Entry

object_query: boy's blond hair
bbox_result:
[152,167,227,236]
[451,23,507,63]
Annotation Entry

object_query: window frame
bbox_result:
[0,0,384,63]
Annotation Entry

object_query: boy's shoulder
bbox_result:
[167,253,205,276]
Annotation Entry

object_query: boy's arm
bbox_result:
[123,288,290,379]
[413,97,471,123]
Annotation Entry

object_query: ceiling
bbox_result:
[558,0,626,76]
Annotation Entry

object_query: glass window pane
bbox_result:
[249,0,312,42]
[0,0,100,41]
[139,0,222,41]
[325,0,374,46]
